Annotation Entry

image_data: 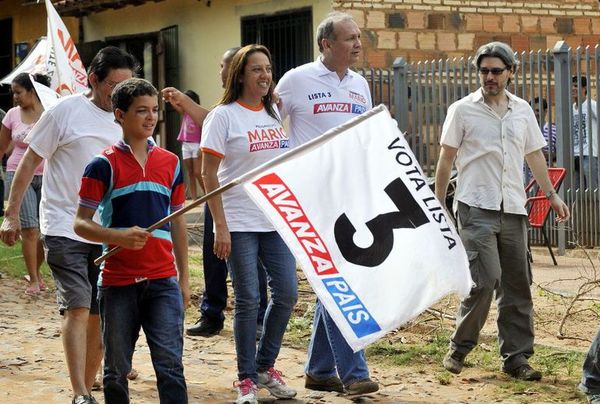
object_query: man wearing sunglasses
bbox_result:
[434,42,569,381]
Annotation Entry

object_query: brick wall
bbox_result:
[334,0,600,67]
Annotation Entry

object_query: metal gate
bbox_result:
[360,41,600,248]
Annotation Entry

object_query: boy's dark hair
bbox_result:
[88,46,139,87]
[184,90,200,104]
[531,96,548,110]
[12,72,51,91]
[111,78,158,112]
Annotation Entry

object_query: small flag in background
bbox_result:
[45,0,88,95]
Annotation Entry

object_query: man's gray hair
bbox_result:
[316,12,355,53]
[472,41,519,71]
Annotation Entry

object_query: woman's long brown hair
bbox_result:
[218,44,279,122]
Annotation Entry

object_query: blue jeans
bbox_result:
[99,276,187,403]
[581,327,600,395]
[305,300,370,385]
[227,231,298,382]
[200,204,268,324]
[574,156,599,191]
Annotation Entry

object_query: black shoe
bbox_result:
[345,378,379,395]
[186,317,223,337]
[305,374,344,393]
[443,350,466,374]
[503,364,542,381]
[72,395,97,404]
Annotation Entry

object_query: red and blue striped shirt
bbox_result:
[79,139,185,286]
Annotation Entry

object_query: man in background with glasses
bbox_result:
[434,41,569,381]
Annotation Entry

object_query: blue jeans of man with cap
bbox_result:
[305,300,370,385]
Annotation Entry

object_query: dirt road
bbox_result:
[0,248,596,403]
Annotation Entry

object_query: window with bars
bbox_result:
[241,8,313,82]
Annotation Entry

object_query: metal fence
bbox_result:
[359,41,600,249]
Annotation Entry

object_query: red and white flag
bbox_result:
[0,1,87,96]
[0,38,48,86]
[45,0,88,95]
[241,105,472,351]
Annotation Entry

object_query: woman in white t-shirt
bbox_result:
[0,72,49,296]
[200,44,298,404]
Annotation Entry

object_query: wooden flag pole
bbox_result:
[93,104,388,266]
[93,181,238,266]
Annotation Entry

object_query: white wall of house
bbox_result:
[83,0,332,105]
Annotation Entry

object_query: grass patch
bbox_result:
[361,328,586,401]
[0,241,51,280]
[284,299,315,349]
[531,346,585,378]
[366,331,450,367]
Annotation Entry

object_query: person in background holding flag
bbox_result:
[434,41,569,381]
[275,11,379,396]
[200,44,298,404]
[1,72,50,296]
[0,47,138,404]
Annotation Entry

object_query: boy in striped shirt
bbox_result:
[74,78,189,403]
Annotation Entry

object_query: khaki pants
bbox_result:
[450,202,534,371]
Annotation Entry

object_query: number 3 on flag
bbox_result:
[334,177,430,267]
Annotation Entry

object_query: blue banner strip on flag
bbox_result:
[322,277,381,338]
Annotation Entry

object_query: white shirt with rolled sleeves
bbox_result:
[24,93,122,243]
[275,57,372,146]
[440,89,547,216]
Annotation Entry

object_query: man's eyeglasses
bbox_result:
[103,80,119,89]
[479,67,508,76]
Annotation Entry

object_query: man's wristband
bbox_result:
[545,190,557,199]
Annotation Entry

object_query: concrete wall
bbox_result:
[83,0,332,105]
[335,0,600,67]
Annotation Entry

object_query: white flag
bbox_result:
[243,105,472,351]
[45,0,87,95]
[0,38,48,85]
[29,74,60,110]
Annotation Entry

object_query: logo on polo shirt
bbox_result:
[313,102,367,115]
[349,91,367,104]
[247,125,289,152]
[307,91,332,100]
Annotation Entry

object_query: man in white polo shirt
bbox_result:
[435,42,569,381]
[275,11,378,396]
